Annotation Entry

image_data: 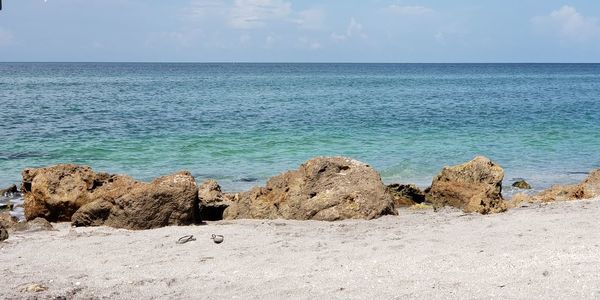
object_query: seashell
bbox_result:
[211,234,224,244]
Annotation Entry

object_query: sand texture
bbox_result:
[1,199,600,299]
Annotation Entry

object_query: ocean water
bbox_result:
[1,63,599,196]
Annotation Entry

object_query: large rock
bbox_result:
[72,171,199,230]
[427,156,507,214]
[22,164,112,221]
[223,157,396,221]
[198,180,234,221]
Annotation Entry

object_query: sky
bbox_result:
[0,0,600,62]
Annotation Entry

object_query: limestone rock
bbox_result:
[533,169,600,202]
[21,164,112,221]
[512,180,532,189]
[427,156,507,214]
[72,171,199,230]
[223,157,396,221]
[0,211,18,229]
[198,179,234,221]
[386,184,426,207]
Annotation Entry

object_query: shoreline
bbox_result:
[2,199,599,299]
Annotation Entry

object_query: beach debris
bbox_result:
[427,156,507,214]
[223,156,396,221]
[19,283,48,293]
[542,270,550,277]
[386,183,426,207]
[512,180,532,189]
[211,234,224,244]
[198,179,235,221]
[0,225,8,241]
[176,235,196,244]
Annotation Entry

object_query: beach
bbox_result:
[2,199,599,299]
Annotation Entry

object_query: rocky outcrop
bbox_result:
[198,180,235,221]
[223,157,396,221]
[21,164,112,222]
[427,156,506,214]
[22,164,199,229]
[386,184,426,207]
[71,171,199,230]
[512,180,532,189]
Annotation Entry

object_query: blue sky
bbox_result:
[0,0,599,62]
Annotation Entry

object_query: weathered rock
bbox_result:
[22,164,112,222]
[198,179,234,221]
[223,157,396,221]
[427,156,507,214]
[386,184,426,207]
[512,180,532,189]
[0,225,8,241]
[0,184,18,196]
[18,218,54,232]
[533,169,600,202]
[0,211,18,229]
[72,171,199,230]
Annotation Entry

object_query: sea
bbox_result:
[1,63,599,201]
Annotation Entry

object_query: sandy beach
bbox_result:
[2,199,599,299]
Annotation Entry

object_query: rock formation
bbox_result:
[198,179,234,221]
[223,157,396,221]
[22,164,199,229]
[71,171,199,230]
[386,184,426,207]
[427,156,506,214]
[21,164,112,222]
[531,169,600,202]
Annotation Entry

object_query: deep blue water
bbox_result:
[1,63,599,194]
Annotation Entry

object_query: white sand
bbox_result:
[1,199,600,299]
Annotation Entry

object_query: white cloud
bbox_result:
[532,6,600,42]
[388,5,433,16]
[294,8,325,30]
[230,0,292,29]
[331,18,367,42]
[0,28,14,47]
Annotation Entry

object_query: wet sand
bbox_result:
[1,199,600,299]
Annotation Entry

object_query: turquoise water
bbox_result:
[1,63,599,193]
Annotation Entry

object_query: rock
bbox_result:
[512,180,532,189]
[223,157,396,221]
[22,164,112,222]
[426,156,507,214]
[386,184,426,207]
[17,218,54,232]
[0,211,19,229]
[533,169,600,202]
[198,179,234,221]
[0,184,18,196]
[0,225,8,241]
[506,193,534,208]
[72,171,199,230]
[0,202,13,211]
